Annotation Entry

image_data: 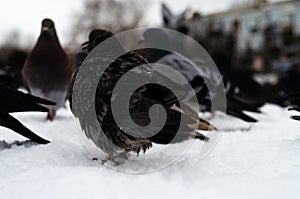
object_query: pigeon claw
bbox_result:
[46,112,54,122]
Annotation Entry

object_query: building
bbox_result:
[198,0,300,53]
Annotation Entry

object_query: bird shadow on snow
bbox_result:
[0,140,39,150]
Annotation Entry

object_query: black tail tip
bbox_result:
[290,115,300,121]
[32,139,50,145]
[40,140,50,144]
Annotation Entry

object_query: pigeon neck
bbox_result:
[34,32,64,53]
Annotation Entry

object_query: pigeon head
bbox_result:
[82,29,114,52]
[161,3,190,35]
[41,18,56,38]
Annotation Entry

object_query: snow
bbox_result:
[0,104,300,199]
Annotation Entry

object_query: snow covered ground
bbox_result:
[0,104,299,199]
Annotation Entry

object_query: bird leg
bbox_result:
[91,151,130,165]
[46,112,53,121]
[106,151,130,165]
[209,112,216,120]
[124,139,152,156]
[46,108,56,121]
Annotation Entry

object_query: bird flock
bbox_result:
[0,16,299,164]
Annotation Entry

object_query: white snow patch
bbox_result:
[0,104,299,199]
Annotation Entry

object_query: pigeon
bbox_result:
[68,29,216,161]
[141,28,263,122]
[22,18,75,121]
[0,85,55,144]
[161,3,190,34]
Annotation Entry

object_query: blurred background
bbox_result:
[0,0,299,93]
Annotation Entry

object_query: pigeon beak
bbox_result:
[41,26,55,36]
[42,27,50,32]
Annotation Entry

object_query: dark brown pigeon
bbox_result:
[69,29,216,162]
[22,18,75,121]
[0,85,55,144]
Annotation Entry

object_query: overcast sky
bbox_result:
[0,0,284,47]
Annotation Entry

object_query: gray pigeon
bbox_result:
[22,18,75,121]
